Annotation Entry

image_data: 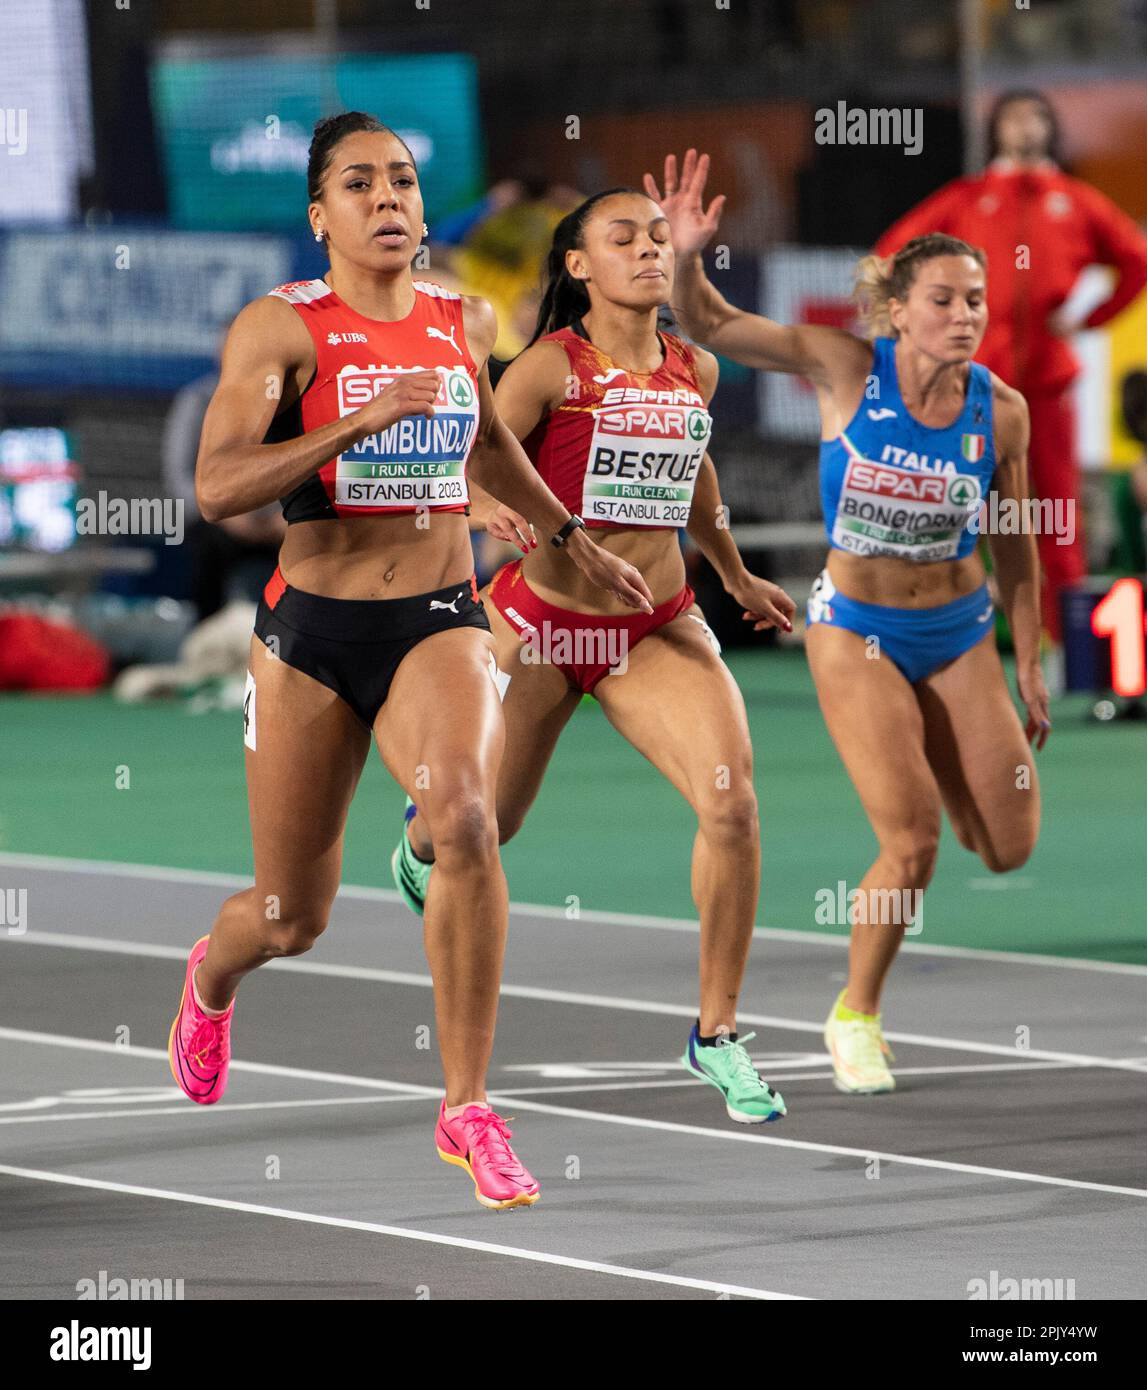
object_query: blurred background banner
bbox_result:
[510,103,811,252]
[0,229,296,391]
[0,427,78,553]
[151,47,483,231]
[757,246,863,441]
[0,0,93,224]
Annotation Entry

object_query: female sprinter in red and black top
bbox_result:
[166,114,652,1210]
[393,187,797,1124]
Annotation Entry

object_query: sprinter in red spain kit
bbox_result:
[393,187,797,1126]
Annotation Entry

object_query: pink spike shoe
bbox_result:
[168,936,233,1105]
[435,1101,540,1210]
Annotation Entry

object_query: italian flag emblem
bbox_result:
[961,433,985,463]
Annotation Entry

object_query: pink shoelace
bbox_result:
[463,1109,526,1175]
[186,1014,228,1069]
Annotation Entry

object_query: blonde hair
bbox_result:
[853,233,987,338]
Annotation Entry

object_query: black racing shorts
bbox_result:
[253,566,491,728]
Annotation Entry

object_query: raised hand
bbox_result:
[643,149,726,257]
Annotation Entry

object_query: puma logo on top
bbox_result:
[429,591,464,613]
[426,324,461,355]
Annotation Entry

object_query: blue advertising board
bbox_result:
[0,227,326,392]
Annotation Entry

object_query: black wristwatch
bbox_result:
[551,514,586,548]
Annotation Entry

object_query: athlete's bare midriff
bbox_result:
[277,512,476,600]
[522,525,686,614]
[826,547,987,608]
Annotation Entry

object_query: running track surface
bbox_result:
[2,858,1145,1301]
[4,650,1145,964]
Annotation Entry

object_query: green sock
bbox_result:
[834,990,878,1024]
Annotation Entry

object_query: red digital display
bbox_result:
[1091,578,1147,699]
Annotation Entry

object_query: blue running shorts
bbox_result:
[806,568,995,684]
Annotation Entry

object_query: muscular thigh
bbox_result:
[243,636,371,917]
[373,624,505,826]
[482,594,582,833]
[915,633,1040,856]
[593,604,753,803]
[805,623,941,842]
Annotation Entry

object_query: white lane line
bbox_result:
[0,852,245,890]
[967,877,1034,891]
[0,1060,1083,1120]
[3,849,1145,977]
[493,1060,1081,1097]
[0,1061,1078,1123]
[5,931,1147,1075]
[0,1028,441,1099]
[0,1094,424,1127]
[2,1026,1144,1201]
[495,1102,1147,1200]
[0,1164,802,1301]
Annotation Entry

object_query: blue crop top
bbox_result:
[819,336,997,563]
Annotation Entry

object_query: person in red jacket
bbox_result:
[874,89,1147,641]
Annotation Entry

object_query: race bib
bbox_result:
[832,457,980,562]
[242,670,256,751]
[807,568,836,624]
[333,364,478,510]
[487,650,511,702]
[688,612,722,654]
[582,399,711,526]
